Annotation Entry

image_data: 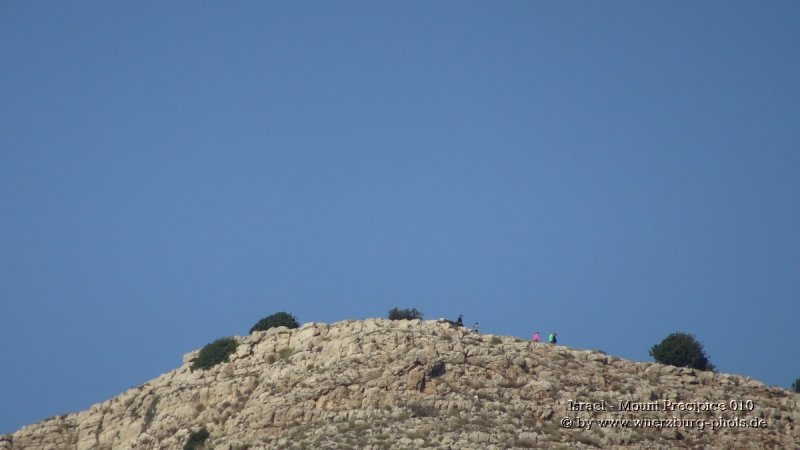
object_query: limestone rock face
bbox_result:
[7,319,800,449]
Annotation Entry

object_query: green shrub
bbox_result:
[513,438,537,448]
[792,378,800,393]
[183,427,210,450]
[249,312,299,334]
[408,402,436,417]
[191,337,239,371]
[388,307,423,320]
[144,396,160,429]
[278,347,295,360]
[649,332,715,372]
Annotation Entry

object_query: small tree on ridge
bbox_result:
[191,337,239,371]
[388,307,423,320]
[649,332,715,372]
[250,311,299,334]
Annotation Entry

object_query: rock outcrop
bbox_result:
[6,319,799,449]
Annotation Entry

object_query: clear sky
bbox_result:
[2,1,799,434]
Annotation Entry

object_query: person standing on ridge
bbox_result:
[456,314,463,326]
[532,331,540,342]
[548,332,557,345]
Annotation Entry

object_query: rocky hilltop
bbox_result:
[4,319,798,449]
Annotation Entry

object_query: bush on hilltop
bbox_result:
[388,307,423,320]
[649,332,715,372]
[191,337,239,371]
[249,311,299,334]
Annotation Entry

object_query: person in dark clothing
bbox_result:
[456,314,463,326]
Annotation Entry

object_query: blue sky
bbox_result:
[2,1,799,433]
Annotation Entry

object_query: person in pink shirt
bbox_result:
[532,331,540,342]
